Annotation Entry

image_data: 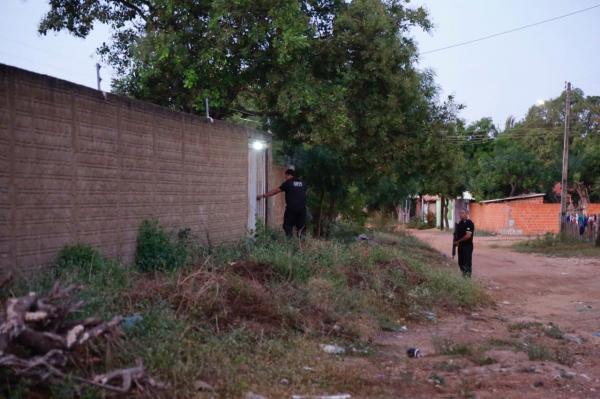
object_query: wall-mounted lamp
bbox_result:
[251,140,267,151]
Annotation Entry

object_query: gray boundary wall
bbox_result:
[0,64,250,272]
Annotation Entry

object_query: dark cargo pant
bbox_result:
[457,243,473,278]
[283,207,306,238]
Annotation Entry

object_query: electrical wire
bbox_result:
[421,3,600,55]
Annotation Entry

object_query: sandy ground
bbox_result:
[364,230,600,399]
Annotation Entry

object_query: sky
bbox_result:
[411,0,600,126]
[1,0,599,126]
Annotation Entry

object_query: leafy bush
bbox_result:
[135,219,191,272]
[55,244,105,275]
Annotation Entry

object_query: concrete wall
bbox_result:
[0,64,263,272]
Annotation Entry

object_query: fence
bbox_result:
[561,214,600,245]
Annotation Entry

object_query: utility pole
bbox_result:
[559,81,571,231]
[95,63,102,91]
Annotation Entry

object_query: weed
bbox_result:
[485,338,573,366]
[135,219,192,272]
[507,321,563,339]
[2,226,490,398]
[329,220,367,242]
[55,244,105,274]
[469,354,497,366]
[544,323,564,340]
[508,321,543,331]
[526,343,556,362]
[514,233,600,257]
[433,337,473,356]
[482,338,525,352]
[429,373,445,385]
[434,361,464,372]
[407,218,432,230]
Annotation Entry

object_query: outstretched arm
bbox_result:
[257,187,282,200]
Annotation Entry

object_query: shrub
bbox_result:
[55,244,105,275]
[135,219,191,272]
[433,337,472,356]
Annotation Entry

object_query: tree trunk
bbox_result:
[324,197,336,236]
[573,182,590,212]
[316,191,325,238]
[439,196,445,230]
[443,197,450,230]
[509,183,517,197]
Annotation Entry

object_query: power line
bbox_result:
[421,3,600,55]
[440,130,565,143]
[0,34,76,60]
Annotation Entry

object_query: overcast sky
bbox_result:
[1,0,599,126]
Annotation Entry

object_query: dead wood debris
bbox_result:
[0,282,167,395]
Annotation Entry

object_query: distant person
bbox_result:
[257,169,307,238]
[453,209,475,278]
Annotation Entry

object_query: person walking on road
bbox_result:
[257,169,307,238]
[453,209,475,278]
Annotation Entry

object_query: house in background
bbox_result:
[414,192,474,229]
[415,195,439,225]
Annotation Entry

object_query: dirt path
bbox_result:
[413,229,600,332]
[366,230,600,398]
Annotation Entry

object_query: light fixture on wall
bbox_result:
[251,140,267,151]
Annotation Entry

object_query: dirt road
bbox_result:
[413,229,600,332]
[369,230,600,398]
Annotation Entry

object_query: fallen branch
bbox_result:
[0,283,166,395]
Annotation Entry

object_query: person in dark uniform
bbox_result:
[453,209,475,278]
[257,169,307,238]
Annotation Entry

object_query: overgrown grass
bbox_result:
[508,321,563,339]
[514,233,600,257]
[1,221,489,398]
[484,338,574,366]
[433,337,473,356]
[407,218,434,230]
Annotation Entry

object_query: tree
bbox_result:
[40,0,316,118]
[41,0,467,230]
[465,89,599,205]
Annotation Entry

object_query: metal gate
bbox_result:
[247,139,268,232]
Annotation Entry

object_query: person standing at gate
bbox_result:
[257,169,307,238]
[453,209,475,278]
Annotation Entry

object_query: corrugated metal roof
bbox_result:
[479,193,545,204]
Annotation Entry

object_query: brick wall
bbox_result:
[470,199,561,236]
[470,198,600,236]
[588,204,600,214]
[0,64,267,272]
